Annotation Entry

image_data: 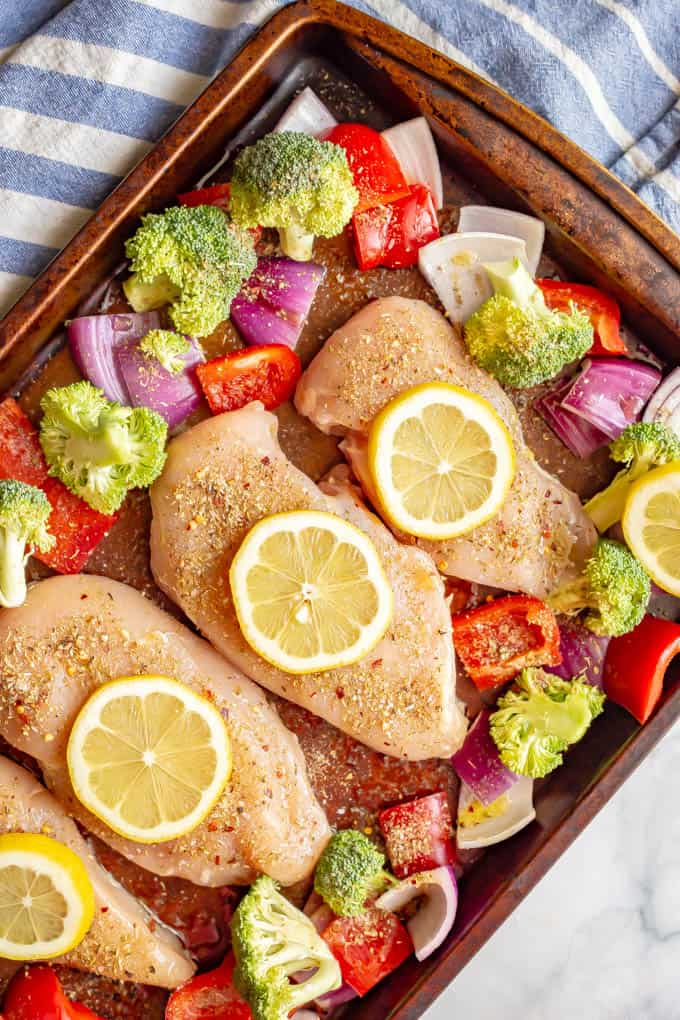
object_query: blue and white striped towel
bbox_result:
[0,0,678,316]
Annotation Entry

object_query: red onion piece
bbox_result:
[314,983,358,1013]
[647,582,680,622]
[231,257,325,349]
[292,1012,321,1020]
[534,376,610,458]
[545,618,610,688]
[308,903,335,935]
[230,298,300,349]
[68,311,162,404]
[303,890,324,917]
[375,866,457,962]
[561,357,661,439]
[450,710,518,805]
[115,334,204,428]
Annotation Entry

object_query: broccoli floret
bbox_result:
[314,829,394,916]
[39,381,168,515]
[232,875,341,1020]
[139,329,191,375]
[123,204,257,337]
[547,537,650,636]
[584,422,680,532]
[230,131,358,261]
[489,667,605,778]
[463,258,593,387]
[0,480,54,609]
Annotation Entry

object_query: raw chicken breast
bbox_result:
[295,296,597,597]
[150,404,466,760]
[0,756,195,988]
[0,575,329,887]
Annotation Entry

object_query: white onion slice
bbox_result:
[418,232,528,324]
[375,866,457,962]
[457,206,545,275]
[642,366,680,436]
[456,778,535,850]
[274,87,337,138]
[382,117,443,209]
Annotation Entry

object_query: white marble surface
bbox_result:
[425,718,680,1020]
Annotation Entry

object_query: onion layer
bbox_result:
[534,376,610,458]
[561,357,661,439]
[231,257,325,350]
[418,232,528,324]
[375,866,457,962]
[116,333,205,428]
[456,777,535,849]
[546,618,609,688]
[450,710,518,805]
[643,366,680,437]
[68,311,162,405]
[457,206,545,275]
[382,117,443,209]
[274,87,338,137]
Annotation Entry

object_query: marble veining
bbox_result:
[426,718,680,1020]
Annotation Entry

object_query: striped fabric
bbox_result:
[0,0,678,315]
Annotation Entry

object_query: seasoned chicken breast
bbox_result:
[295,296,597,598]
[149,404,467,760]
[0,576,329,887]
[0,756,195,989]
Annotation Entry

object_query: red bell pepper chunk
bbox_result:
[165,953,252,1020]
[321,909,412,997]
[379,792,455,879]
[178,184,262,244]
[326,123,410,213]
[0,399,118,574]
[196,344,301,415]
[4,966,103,1020]
[353,184,439,270]
[604,614,680,724]
[178,183,233,210]
[537,280,624,356]
[452,594,562,691]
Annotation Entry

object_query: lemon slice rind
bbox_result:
[368,382,516,541]
[622,461,680,597]
[230,510,393,675]
[0,832,95,961]
[67,675,232,845]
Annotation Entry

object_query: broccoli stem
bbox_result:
[546,580,592,617]
[520,687,594,743]
[279,224,315,261]
[123,272,180,313]
[0,528,28,609]
[483,257,547,313]
[584,461,654,533]
[63,422,132,469]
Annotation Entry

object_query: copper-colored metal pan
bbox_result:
[1,3,679,1018]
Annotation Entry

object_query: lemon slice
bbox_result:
[367,382,515,540]
[67,675,232,844]
[230,510,393,674]
[0,832,95,960]
[622,461,680,596]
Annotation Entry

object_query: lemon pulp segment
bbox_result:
[230,510,393,674]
